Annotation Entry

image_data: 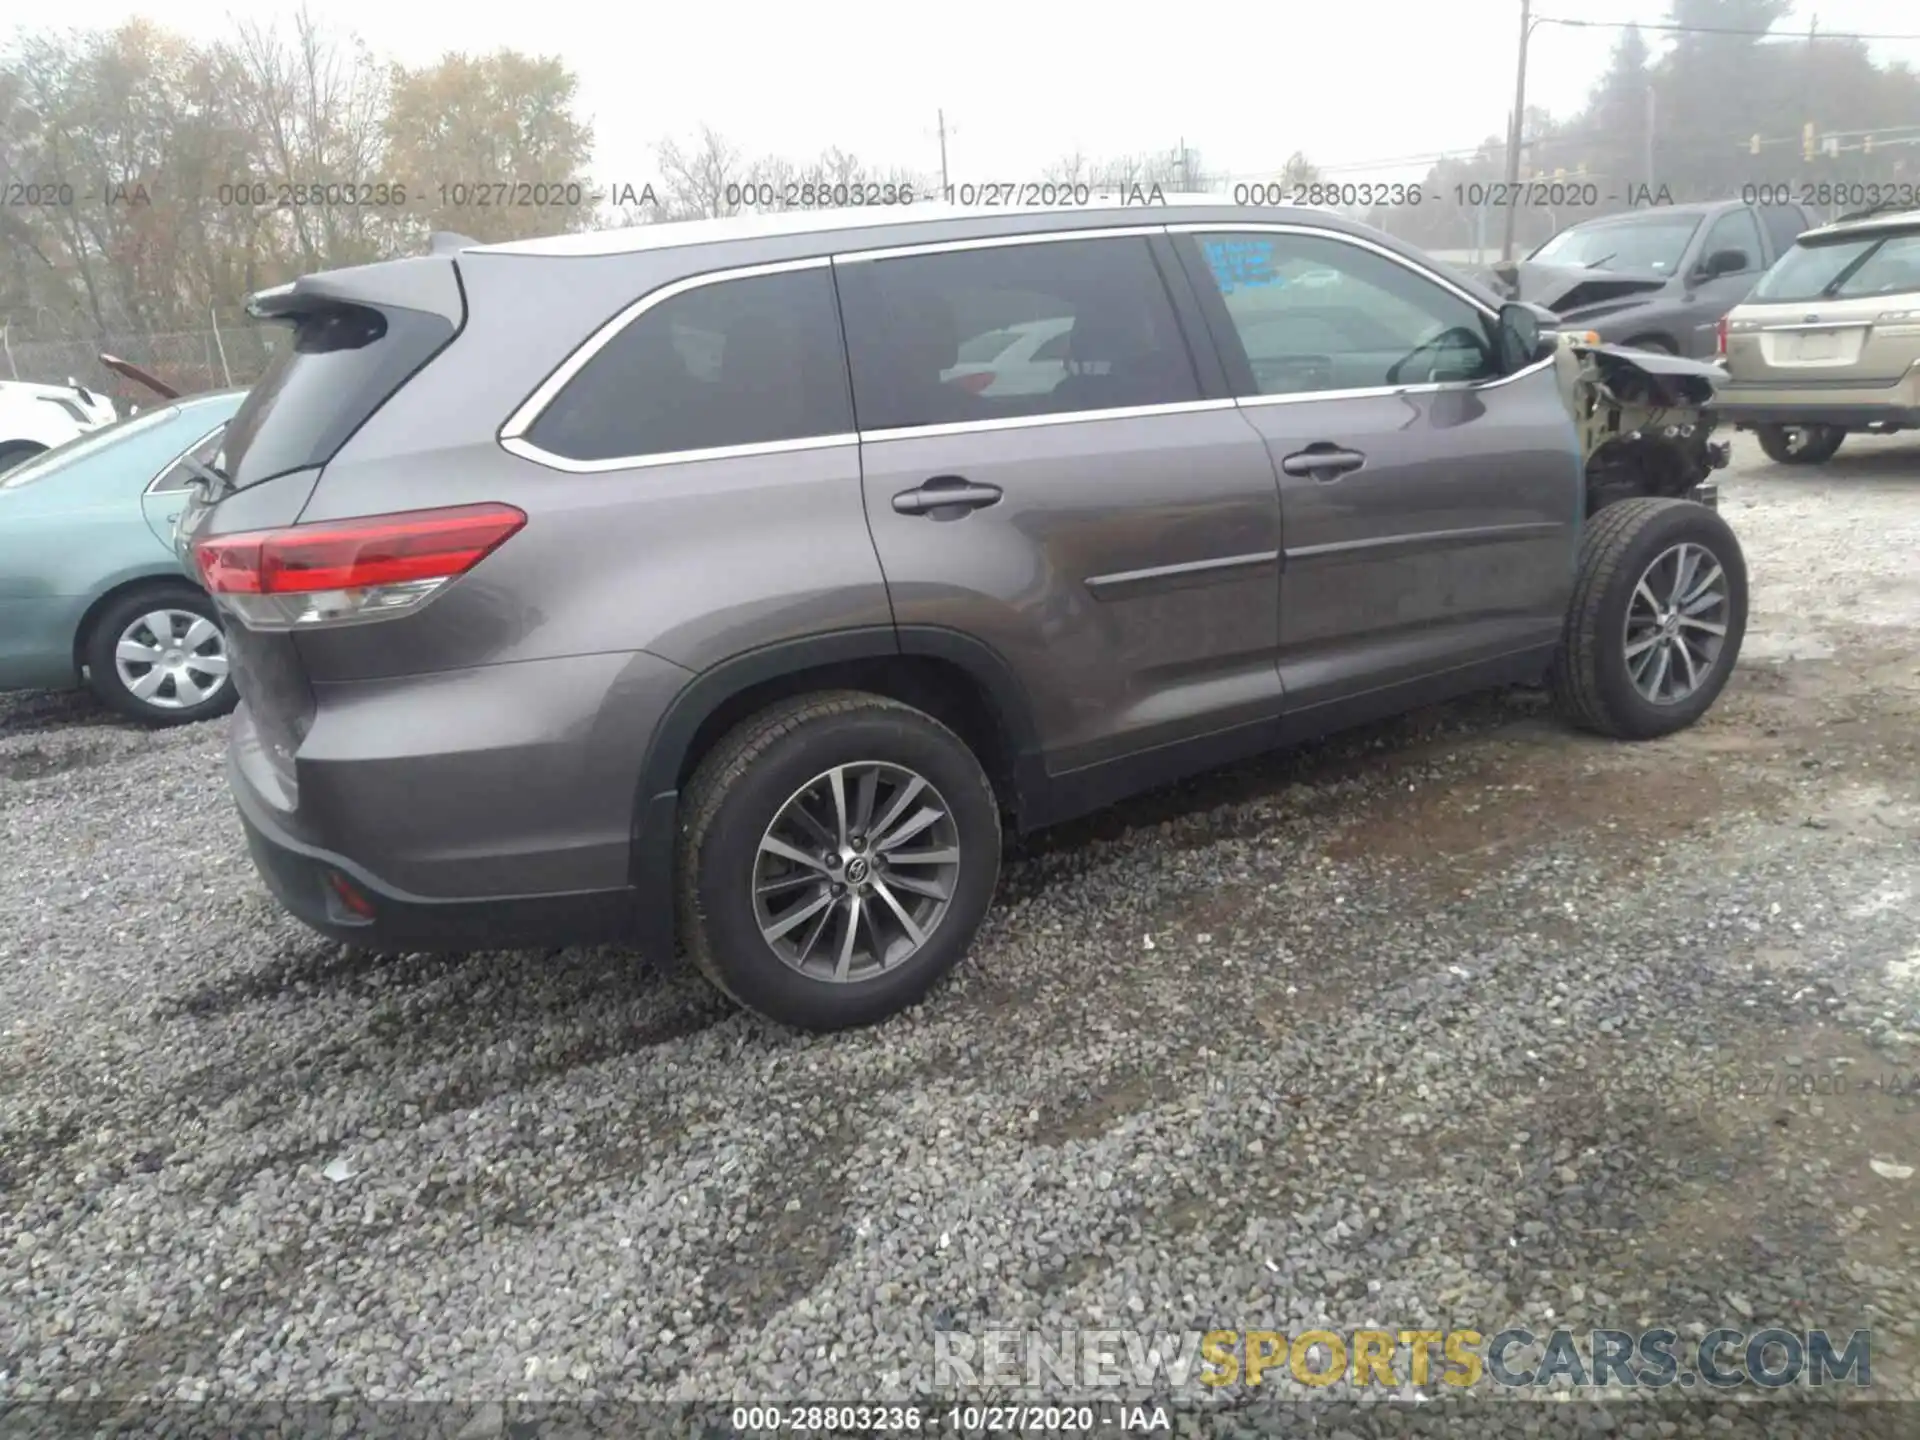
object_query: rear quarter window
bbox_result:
[521,266,854,463]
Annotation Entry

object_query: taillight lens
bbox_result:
[193,503,525,630]
[1716,315,1728,356]
[948,371,996,394]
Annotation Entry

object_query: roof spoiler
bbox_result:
[244,253,467,328]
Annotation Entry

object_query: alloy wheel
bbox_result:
[1622,541,1731,706]
[752,762,962,983]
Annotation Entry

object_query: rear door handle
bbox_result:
[1280,446,1366,481]
[892,476,1004,516]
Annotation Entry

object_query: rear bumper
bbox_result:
[1711,371,1920,429]
[220,646,694,956]
[1716,402,1920,428]
[231,747,640,951]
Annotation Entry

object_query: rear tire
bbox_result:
[0,441,47,475]
[1551,498,1748,740]
[676,691,1002,1031]
[82,585,237,727]
[1755,423,1845,465]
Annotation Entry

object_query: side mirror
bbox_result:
[1699,248,1749,280]
[1495,301,1555,371]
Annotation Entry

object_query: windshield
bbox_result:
[1531,214,1703,273]
[0,404,182,491]
[1751,232,1920,302]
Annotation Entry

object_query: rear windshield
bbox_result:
[220,302,455,488]
[1751,231,1920,303]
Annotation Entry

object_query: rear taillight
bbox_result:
[1716,315,1728,356]
[193,503,525,630]
[949,371,996,394]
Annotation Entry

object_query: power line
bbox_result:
[1535,15,1920,42]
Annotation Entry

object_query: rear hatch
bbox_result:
[178,255,466,805]
[1725,221,1920,384]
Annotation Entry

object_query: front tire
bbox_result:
[1755,423,1845,465]
[677,691,1002,1031]
[83,585,237,727]
[1552,498,1748,740]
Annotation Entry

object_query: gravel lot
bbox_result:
[3,434,1918,1433]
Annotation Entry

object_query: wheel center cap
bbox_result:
[844,856,870,885]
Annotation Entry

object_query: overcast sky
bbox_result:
[40,0,1920,188]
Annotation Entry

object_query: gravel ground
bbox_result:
[3,433,1918,1436]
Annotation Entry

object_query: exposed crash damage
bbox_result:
[1555,333,1730,516]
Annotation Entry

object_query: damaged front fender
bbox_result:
[1552,335,1730,513]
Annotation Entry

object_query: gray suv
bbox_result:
[1494,199,1813,357]
[181,204,1747,1031]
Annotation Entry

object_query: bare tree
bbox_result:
[654,125,747,220]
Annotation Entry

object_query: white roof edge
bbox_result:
[1800,207,1920,241]
[466,196,1319,259]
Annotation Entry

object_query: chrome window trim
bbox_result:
[501,431,858,475]
[858,398,1236,445]
[145,421,228,495]
[498,216,1549,470]
[1233,354,1557,409]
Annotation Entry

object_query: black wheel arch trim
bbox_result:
[626,624,1046,963]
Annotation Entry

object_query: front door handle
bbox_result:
[1280,446,1366,481]
[892,476,1004,516]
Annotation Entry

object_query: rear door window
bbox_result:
[523,266,854,464]
[835,235,1201,431]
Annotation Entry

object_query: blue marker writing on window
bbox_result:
[1203,238,1281,295]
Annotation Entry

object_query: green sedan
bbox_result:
[0,389,248,725]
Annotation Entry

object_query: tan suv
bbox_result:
[1715,206,1920,464]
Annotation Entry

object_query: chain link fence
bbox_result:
[1,316,281,405]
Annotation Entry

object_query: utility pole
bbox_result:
[1804,15,1817,167]
[1500,0,1532,262]
[1178,136,1191,193]
[1644,84,1656,189]
[937,109,950,194]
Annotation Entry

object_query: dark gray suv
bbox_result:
[181,204,1746,1031]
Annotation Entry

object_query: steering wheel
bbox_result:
[1386,326,1488,386]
